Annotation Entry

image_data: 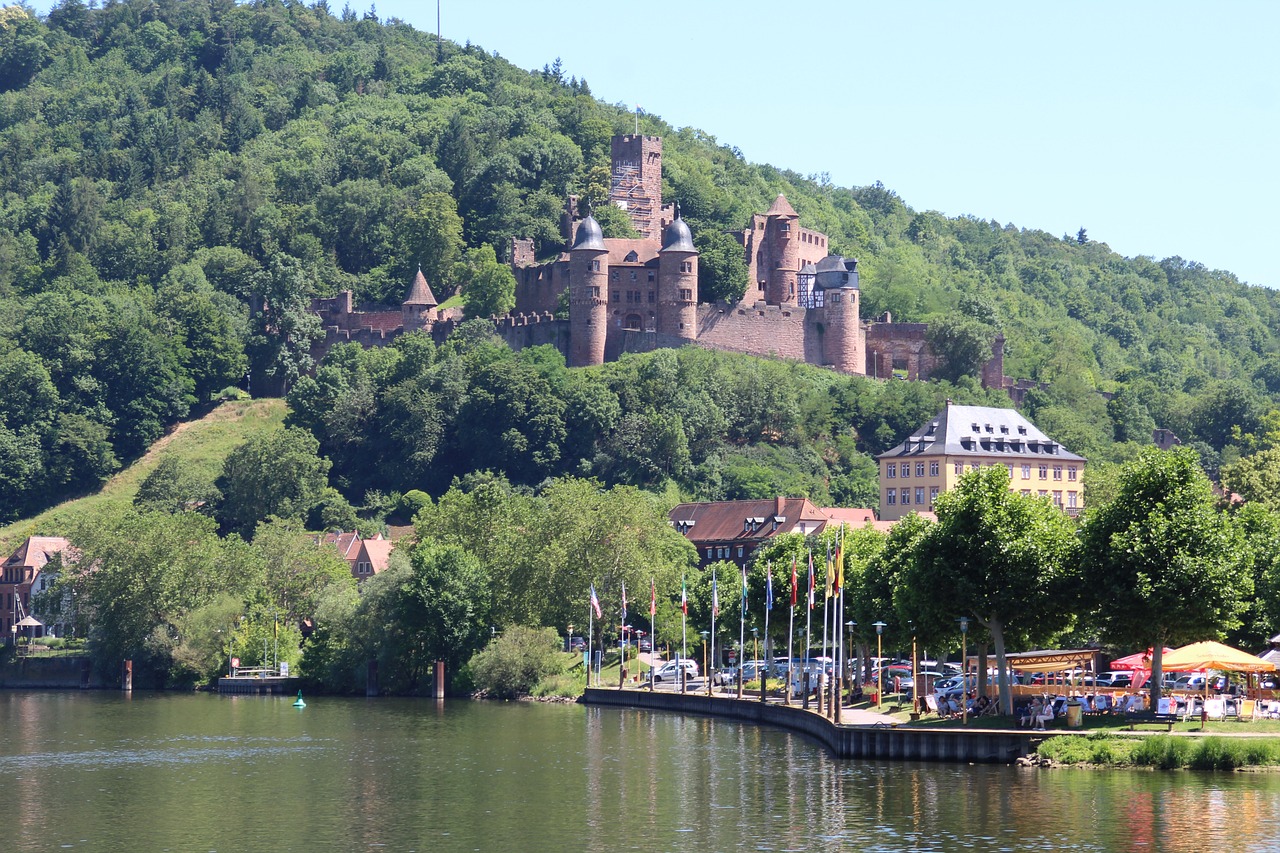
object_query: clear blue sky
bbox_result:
[408,0,1279,287]
[32,1,1279,286]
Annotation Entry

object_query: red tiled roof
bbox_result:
[819,508,877,527]
[765,194,797,218]
[669,498,829,544]
[318,531,361,560]
[604,238,661,266]
[3,536,72,573]
[359,539,395,575]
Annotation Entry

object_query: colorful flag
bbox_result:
[621,582,627,622]
[807,550,815,609]
[589,584,602,619]
[741,566,749,616]
[650,578,656,617]
[834,534,844,593]
[712,570,720,618]
[790,555,798,607]
[824,541,834,599]
[680,576,688,615]
[765,563,774,611]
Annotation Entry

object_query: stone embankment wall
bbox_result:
[0,656,102,689]
[582,688,1037,764]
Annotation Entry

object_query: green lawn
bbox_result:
[0,398,287,553]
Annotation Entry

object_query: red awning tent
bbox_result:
[1109,647,1177,690]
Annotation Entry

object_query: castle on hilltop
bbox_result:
[308,134,1008,393]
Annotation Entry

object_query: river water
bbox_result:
[2,691,1279,852]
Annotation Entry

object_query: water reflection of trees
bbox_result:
[583,707,1280,851]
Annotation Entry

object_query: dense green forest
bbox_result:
[4,0,1280,526]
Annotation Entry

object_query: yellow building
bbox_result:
[877,401,1085,521]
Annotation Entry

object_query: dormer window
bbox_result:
[999,425,1009,434]
[1018,425,1027,435]
[972,423,980,432]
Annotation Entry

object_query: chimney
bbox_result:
[775,496,785,518]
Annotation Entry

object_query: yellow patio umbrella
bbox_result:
[1161,641,1275,673]
[1161,641,1275,727]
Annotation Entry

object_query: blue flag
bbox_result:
[766,563,774,611]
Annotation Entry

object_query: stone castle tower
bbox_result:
[568,213,608,367]
[610,135,663,239]
[658,209,698,341]
[814,255,864,374]
[763,195,800,306]
[401,266,438,332]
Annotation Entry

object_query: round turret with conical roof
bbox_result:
[815,254,864,375]
[658,205,698,341]
[402,265,439,331]
[569,214,609,366]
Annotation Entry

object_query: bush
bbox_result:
[468,625,565,699]
[1131,735,1192,770]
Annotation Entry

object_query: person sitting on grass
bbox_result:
[1034,700,1055,730]
[1019,698,1042,728]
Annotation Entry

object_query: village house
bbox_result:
[1,536,73,641]
[877,401,1086,522]
[668,498,881,569]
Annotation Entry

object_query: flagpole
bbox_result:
[834,527,843,723]
[587,594,594,688]
[805,550,814,705]
[787,555,796,706]
[763,561,772,703]
[738,566,746,700]
[821,543,830,715]
[653,579,660,692]
[710,566,718,695]
[619,583,627,690]
[680,575,688,695]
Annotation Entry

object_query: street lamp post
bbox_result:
[959,616,970,725]
[700,631,710,696]
[751,627,760,701]
[845,620,856,701]
[872,621,887,711]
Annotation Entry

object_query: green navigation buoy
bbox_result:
[293,690,306,709]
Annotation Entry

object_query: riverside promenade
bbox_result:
[582,686,1041,763]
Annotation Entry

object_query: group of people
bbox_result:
[932,692,994,720]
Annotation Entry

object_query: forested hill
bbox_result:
[3,0,1280,524]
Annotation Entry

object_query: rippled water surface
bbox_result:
[4,691,1280,851]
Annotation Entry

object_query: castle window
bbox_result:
[612,291,620,302]
[648,291,655,303]
[647,271,655,282]
[590,287,600,299]
[681,261,693,273]
[611,271,619,282]
[624,250,639,262]
[629,271,637,282]
[680,289,692,301]
[590,260,600,272]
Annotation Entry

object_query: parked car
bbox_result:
[651,659,699,682]
[933,674,977,699]
[1094,671,1133,689]
[565,636,585,652]
[638,637,652,652]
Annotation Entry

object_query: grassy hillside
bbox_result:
[0,398,286,555]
